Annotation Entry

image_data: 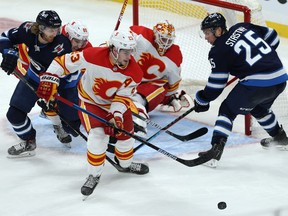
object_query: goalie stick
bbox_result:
[106,126,207,154]
[11,70,127,172]
[55,94,215,167]
[132,112,208,142]
[106,114,208,154]
[132,106,207,153]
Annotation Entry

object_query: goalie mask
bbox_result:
[153,20,176,56]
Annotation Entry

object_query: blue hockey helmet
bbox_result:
[201,13,227,31]
[36,10,62,28]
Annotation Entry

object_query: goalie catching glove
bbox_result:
[36,73,60,110]
[159,90,193,112]
[104,111,124,137]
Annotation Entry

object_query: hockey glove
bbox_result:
[37,99,56,112]
[194,90,210,113]
[159,94,182,112]
[178,90,193,108]
[104,111,124,137]
[36,73,60,103]
[1,48,19,75]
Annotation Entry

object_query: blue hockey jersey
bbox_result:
[0,21,72,83]
[202,22,287,102]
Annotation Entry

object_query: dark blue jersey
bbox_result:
[203,22,287,102]
[0,21,72,83]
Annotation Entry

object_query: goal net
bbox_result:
[129,0,288,138]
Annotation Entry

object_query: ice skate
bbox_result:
[53,125,72,147]
[261,127,288,150]
[7,139,36,158]
[115,157,149,175]
[81,174,101,198]
[198,138,226,168]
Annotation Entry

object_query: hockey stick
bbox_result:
[114,0,128,30]
[133,106,207,152]
[11,70,87,141]
[132,112,208,142]
[11,70,127,172]
[107,110,208,154]
[55,94,215,167]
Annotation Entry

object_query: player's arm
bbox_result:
[0,22,32,74]
[250,23,280,50]
[0,29,19,74]
[36,51,86,104]
[194,52,229,113]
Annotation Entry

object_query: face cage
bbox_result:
[154,32,175,55]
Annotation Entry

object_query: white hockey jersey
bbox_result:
[46,46,143,114]
[130,25,183,95]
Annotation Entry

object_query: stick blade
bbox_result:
[171,127,208,142]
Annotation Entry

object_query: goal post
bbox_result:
[129,0,287,138]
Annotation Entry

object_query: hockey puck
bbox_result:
[217,201,227,210]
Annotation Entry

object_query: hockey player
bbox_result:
[0,10,72,157]
[194,13,288,167]
[36,30,149,196]
[38,20,93,140]
[129,20,193,137]
[15,20,92,143]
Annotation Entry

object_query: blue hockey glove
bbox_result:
[194,90,210,113]
[1,48,19,75]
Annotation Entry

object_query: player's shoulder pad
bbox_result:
[164,44,183,67]
[82,46,108,62]
[123,56,143,84]
[130,25,154,42]
[52,34,72,54]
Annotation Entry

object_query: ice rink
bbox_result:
[1,0,288,215]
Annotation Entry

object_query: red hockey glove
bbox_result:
[104,111,124,137]
[36,73,60,102]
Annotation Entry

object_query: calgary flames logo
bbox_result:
[138,53,165,80]
[92,78,122,100]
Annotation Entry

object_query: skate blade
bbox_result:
[276,145,288,151]
[7,150,36,158]
[262,145,288,151]
[202,159,218,168]
[82,195,91,201]
[62,143,71,148]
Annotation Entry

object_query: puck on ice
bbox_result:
[217,201,227,210]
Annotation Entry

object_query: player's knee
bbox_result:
[87,127,109,154]
[6,106,27,124]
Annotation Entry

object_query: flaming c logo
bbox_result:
[138,53,166,80]
[92,78,122,100]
